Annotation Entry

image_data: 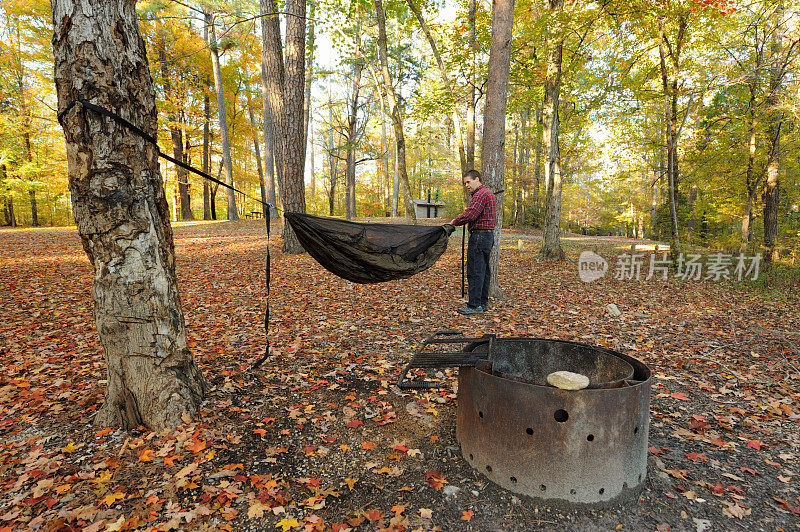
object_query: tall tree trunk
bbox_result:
[261,0,285,212]
[763,5,785,264]
[245,82,268,212]
[540,0,565,260]
[157,21,193,221]
[345,61,363,219]
[202,23,212,220]
[533,105,542,224]
[202,85,212,219]
[52,0,205,431]
[405,0,468,176]
[658,17,684,259]
[482,0,515,295]
[742,82,759,251]
[281,0,308,252]
[304,2,315,186]
[516,109,528,224]
[467,0,476,171]
[376,0,416,221]
[207,12,239,221]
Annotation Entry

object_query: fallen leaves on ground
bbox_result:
[0,221,798,530]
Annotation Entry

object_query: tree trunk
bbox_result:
[763,5,785,264]
[207,12,238,221]
[304,2,315,186]
[540,0,565,260]
[467,0,476,171]
[157,22,193,221]
[261,0,284,219]
[202,85,212,219]
[345,61,363,219]
[405,0,468,176]
[245,82,268,212]
[376,0,416,222]
[52,0,205,431]
[280,0,308,252]
[202,22,212,221]
[516,109,528,224]
[533,105,542,224]
[482,0,515,295]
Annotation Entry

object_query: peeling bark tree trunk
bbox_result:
[52,0,205,431]
[481,0,515,296]
[376,0,416,222]
[539,0,565,261]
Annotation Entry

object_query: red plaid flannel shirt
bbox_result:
[452,185,497,231]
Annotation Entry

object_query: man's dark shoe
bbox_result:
[457,306,484,315]
[480,304,489,312]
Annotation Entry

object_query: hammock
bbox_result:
[285,213,455,284]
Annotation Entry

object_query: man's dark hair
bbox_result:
[463,169,481,181]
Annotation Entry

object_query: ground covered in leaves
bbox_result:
[1,219,798,532]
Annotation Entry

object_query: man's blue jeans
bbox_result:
[466,230,494,308]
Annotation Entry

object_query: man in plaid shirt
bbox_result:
[450,169,497,315]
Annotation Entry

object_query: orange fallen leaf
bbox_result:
[461,509,474,521]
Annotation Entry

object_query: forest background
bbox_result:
[1,0,799,263]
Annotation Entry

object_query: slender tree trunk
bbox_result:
[245,82,268,212]
[376,0,416,221]
[533,105,542,224]
[202,24,212,220]
[345,61,363,219]
[202,88,212,220]
[516,109,528,224]
[742,85,758,251]
[280,0,308,252]
[207,12,238,221]
[482,0,515,295]
[304,2,315,187]
[157,22,192,221]
[540,0,565,260]
[52,0,205,431]
[763,5,785,264]
[467,0,476,171]
[406,0,467,176]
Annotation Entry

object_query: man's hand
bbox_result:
[443,223,455,234]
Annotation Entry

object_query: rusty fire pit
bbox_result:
[398,333,652,506]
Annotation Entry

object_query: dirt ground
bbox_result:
[0,219,798,531]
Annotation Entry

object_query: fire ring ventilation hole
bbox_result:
[623,482,628,490]
[554,409,569,423]
[540,484,546,492]
[486,465,492,473]
[526,428,533,435]
[587,434,594,441]
[599,488,605,495]
[469,453,474,461]
[479,411,484,418]
[570,489,577,495]
[510,476,517,483]
[634,425,639,435]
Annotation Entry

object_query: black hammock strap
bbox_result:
[285,212,456,284]
[57,97,273,369]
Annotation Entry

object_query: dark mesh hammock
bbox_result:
[285,212,455,284]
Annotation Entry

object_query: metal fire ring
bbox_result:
[456,338,651,506]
